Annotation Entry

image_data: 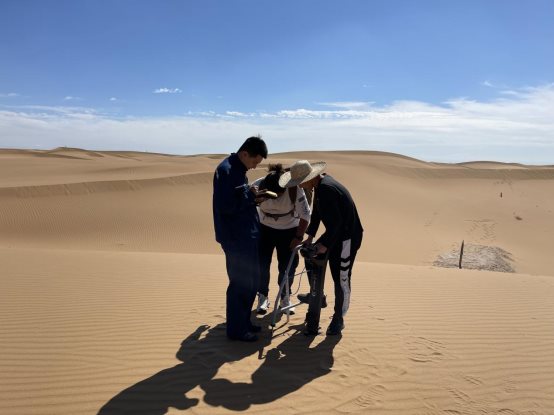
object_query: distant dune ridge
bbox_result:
[1,147,553,414]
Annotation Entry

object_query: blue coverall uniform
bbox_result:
[213,153,260,338]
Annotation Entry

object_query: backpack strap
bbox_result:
[288,186,297,205]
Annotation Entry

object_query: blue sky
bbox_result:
[1,0,553,163]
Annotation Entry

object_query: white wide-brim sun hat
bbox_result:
[278,160,327,188]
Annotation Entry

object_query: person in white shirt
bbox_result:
[252,164,311,314]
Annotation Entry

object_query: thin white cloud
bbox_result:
[153,88,182,94]
[64,96,83,101]
[0,105,101,122]
[1,84,553,164]
[482,80,518,92]
[275,108,363,119]
[109,97,117,101]
[318,101,375,110]
[0,92,19,98]
[7,105,99,114]
[225,111,255,117]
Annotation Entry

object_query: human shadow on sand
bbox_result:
[201,324,341,410]
[97,318,339,414]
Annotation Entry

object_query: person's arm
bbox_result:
[289,187,311,248]
[295,187,311,223]
[305,194,320,240]
[295,188,311,233]
[290,218,309,249]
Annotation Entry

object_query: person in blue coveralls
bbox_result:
[212,136,268,342]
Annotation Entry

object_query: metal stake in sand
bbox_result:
[459,240,465,269]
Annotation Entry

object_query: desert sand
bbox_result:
[1,147,553,414]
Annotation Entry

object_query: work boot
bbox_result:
[297,293,327,308]
[256,293,270,315]
[326,315,344,336]
[280,295,295,315]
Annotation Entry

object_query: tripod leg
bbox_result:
[271,245,302,327]
[270,271,287,327]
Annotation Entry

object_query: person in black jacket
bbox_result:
[212,136,268,342]
[279,160,363,335]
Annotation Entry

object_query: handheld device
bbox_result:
[256,189,278,199]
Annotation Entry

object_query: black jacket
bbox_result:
[306,174,363,250]
[212,153,260,248]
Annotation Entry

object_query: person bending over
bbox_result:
[279,160,363,335]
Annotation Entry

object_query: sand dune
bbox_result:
[1,148,553,273]
[1,148,553,414]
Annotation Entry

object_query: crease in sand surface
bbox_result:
[0,171,214,197]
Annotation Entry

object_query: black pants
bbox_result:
[222,241,260,338]
[258,224,299,298]
[328,238,359,323]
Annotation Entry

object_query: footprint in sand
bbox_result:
[448,387,474,405]
[465,219,497,243]
[335,384,387,412]
[461,374,484,386]
[406,336,446,363]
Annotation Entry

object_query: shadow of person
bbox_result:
[201,324,341,411]
[97,322,271,415]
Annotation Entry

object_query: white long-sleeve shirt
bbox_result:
[252,177,311,230]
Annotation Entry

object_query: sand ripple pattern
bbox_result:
[2,251,554,414]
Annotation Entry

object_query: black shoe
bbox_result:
[227,332,259,342]
[249,324,262,333]
[303,326,321,336]
[297,293,327,308]
[326,319,344,336]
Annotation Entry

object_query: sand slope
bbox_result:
[1,148,554,414]
[1,248,553,414]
